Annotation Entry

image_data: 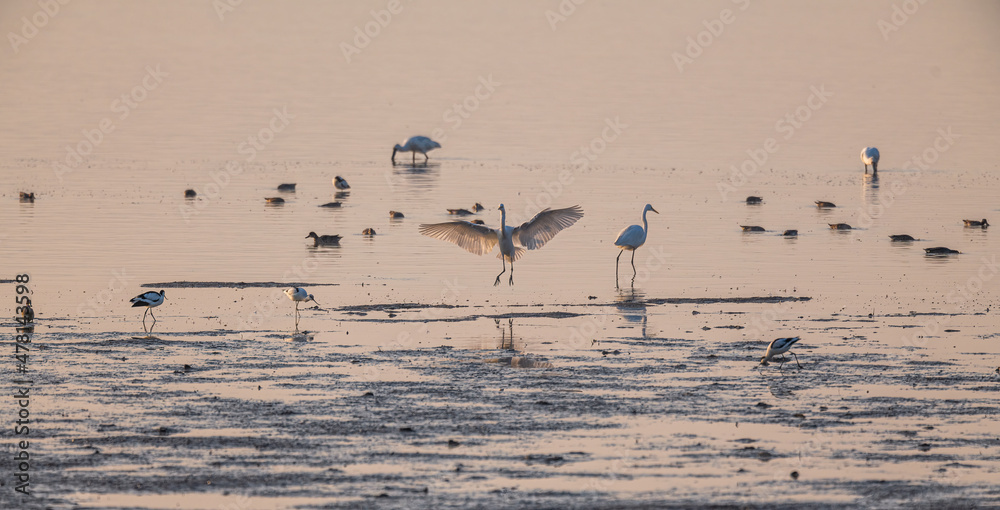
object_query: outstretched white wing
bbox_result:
[514,205,584,250]
[419,221,499,256]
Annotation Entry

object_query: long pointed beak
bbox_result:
[651,207,660,214]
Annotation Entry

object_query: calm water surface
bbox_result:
[1,1,999,507]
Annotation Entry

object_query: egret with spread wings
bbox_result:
[419,204,584,286]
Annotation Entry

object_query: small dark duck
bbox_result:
[306,232,342,246]
[925,247,960,255]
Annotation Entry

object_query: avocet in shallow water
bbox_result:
[130,290,165,323]
[760,336,802,368]
[419,204,584,286]
[284,287,319,325]
[392,136,441,164]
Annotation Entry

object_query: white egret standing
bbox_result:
[861,147,879,174]
[392,136,441,164]
[130,290,165,325]
[419,204,584,286]
[284,287,319,327]
[614,204,659,285]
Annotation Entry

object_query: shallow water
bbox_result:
[2,1,1000,508]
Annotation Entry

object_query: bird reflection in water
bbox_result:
[287,331,314,342]
[386,162,441,195]
[862,171,879,208]
[483,318,554,369]
[616,287,648,338]
[496,317,516,350]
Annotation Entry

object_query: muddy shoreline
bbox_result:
[6,293,999,509]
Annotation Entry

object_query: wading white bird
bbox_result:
[419,204,584,286]
[614,204,659,281]
[284,287,319,324]
[130,290,165,323]
[760,336,802,368]
[861,147,879,174]
[334,176,350,190]
[392,136,441,164]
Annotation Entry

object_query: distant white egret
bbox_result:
[614,204,659,280]
[419,204,584,286]
[130,290,165,323]
[760,336,802,368]
[392,136,441,164]
[334,176,350,190]
[861,147,879,174]
[284,287,319,325]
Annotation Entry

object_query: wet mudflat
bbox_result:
[8,293,1000,510]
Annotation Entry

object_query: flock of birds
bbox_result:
[740,146,987,257]
[115,141,988,369]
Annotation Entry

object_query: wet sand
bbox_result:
[7,289,1000,509]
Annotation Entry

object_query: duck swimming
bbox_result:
[306,232,342,246]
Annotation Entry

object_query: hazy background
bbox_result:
[2,0,998,170]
